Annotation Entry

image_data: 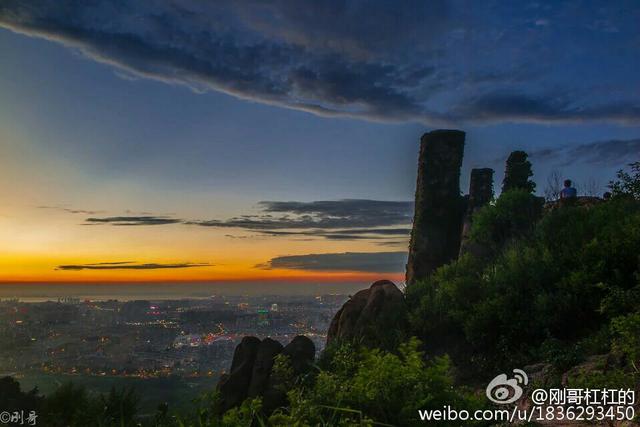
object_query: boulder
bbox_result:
[262,336,316,414]
[216,336,260,413]
[247,338,284,398]
[217,335,316,415]
[282,335,316,375]
[326,280,406,349]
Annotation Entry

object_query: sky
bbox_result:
[0,0,639,286]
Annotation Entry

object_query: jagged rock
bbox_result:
[216,336,261,413]
[247,338,284,398]
[406,130,467,285]
[218,335,315,415]
[460,168,494,256]
[262,336,316,414]
[326,280,406,349]
[327,289,368,343]
[282,335,316,375]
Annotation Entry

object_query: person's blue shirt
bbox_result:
[560,187,577,199]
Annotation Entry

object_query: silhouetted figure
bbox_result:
[560,179,577,206]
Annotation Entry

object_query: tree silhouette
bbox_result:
[502,151,536,194]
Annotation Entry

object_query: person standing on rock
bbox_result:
[560,179,577,205]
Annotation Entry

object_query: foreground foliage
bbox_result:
[407,194,640,386]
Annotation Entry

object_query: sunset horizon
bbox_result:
[2,1,639,290]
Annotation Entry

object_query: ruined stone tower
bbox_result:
[406,130,466,285]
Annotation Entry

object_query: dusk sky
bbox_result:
[1,1,639,284]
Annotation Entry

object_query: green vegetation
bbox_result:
[407,166,640,385]
[467,189,543,255]
[609,161,640,199]
[15,373,216,413]
[502,151,536,194]
[265,339,483,426]
[0,378,141,427]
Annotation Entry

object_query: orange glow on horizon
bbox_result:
[0,271,405,285]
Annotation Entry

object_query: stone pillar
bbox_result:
[459,168,494,256]
[406,130,466,285]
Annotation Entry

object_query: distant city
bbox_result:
[0,289,349,410]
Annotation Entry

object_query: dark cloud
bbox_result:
[374,240,410,247]
[185,199,413,243]
[82,199,413,242]
[238,0,449,60]
[38,205,104,215]
[453,93,640,125]
[56,261,210,271]
[530,138,640,167]
[188,199,413,230]
[1,0,638,124]
[257,251,407,273]
[84,216,181,226]
[0,0,436,123]
[257,227,411,240]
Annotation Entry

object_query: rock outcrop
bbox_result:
[217,335,315,414]
[406,130,467,285]
[216,336,261,413]
[459,168,494,256]
[326,280,406,349]
[247,338,283,399]
[262,335,316,413]
[282,335,316,375]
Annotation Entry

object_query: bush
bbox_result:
[408,197,640,377]
[269,338,484,426]
[468,189,543,255]
[611,312,640,373]
[609,161,640,199]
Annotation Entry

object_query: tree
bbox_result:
[609,161,640,200]
[544,169,564,201]
[0,377,43,414]
[502,151,536,194]
[577,177,600,197]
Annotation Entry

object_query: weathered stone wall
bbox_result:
[406,130,466,285]
[459,168,494,256]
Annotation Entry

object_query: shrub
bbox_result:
[609,161,640,199]
[468,189,543,255]
[270,339,483,426]
[408,196,640,377]
[611,313,640,373]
